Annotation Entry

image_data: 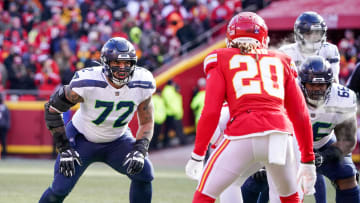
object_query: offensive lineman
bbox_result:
[39,37,155,203]
[298,56,360,203]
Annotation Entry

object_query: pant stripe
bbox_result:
[198,139,230,192]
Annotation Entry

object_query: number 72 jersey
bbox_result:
[69,66,156,143]
[309,83,357,149]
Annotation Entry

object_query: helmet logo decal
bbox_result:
[254,25,259,34]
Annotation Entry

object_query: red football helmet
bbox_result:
[226,12,269,49]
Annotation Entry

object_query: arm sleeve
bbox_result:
[284,70,315,163]
[193,68,226,156]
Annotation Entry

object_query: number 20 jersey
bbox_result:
[69,66,156,143]
[196,48,314,161]
[203,48,303,137]
[309,83,357,149]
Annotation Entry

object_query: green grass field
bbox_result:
[0,148,335,203]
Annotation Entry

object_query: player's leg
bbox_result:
[39,122,96,202]
[318,154,360,203]
[264,134,300,203]
[193,138,262,203]
[241,173,268,203]
[314,174,326,203]
[104,129,153,203]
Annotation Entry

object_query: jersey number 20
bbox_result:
[230,55,285,99]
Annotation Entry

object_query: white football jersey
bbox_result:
[210,103,230,146]
[69,66,156,143]
[309,83,357,149]
[279,42,340,81]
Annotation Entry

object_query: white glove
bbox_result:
[185,153,204,180]
[297,163,316,195]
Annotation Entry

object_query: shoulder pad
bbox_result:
[71,66,103,81]
[325,83,357,113]
[278,43,296,52]
[203,50,219,75]
[70,66,108,89]
[129,66,156,90]
[320,42,340,62]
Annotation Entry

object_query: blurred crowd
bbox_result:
[337,29,360,85]
[0,0,246,100]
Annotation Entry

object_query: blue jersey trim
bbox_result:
[127,81,154,89]
[327,58,339,64]
[70,80,108,88]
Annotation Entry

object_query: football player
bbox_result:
[185,12,316,203]
[266,56,360,203]
[39,37,156,203]
[279,11,340,83]
[300,56,359,203]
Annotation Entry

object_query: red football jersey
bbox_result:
[194,48,314,163]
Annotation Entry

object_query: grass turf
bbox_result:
[0,158,335,203]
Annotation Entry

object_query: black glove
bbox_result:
[318,145,343,165]
[314,151,324,168]
[252,168,267,182]
[59,148,82,177]
[123,138,149,175]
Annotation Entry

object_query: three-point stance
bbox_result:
[39,37,156,203]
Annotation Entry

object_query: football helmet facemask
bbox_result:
[298,56,333,107]
[294,11,327,54]
[226,12,269,49]
[101,37,137,86]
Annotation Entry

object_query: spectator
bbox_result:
[34,58,61,99]
[0,95,10,158]
[162,80,187,147]
[5,53,35,90]
[190,77,206,128]
[150,89,167,150]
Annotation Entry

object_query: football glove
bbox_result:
[59,148,82,177]
[123,138,149,175]
[297,163,316,195]
[252,168,267,182]
[185,153,204,180]
[318,145,343,165]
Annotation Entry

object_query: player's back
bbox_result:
[204,48,296,137]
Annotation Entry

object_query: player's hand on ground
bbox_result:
[252,168,267,182]
[123,150,145,175]
[185,153,204,180]
[297,163,316,195]
[59,148,82,177]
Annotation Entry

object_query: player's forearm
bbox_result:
[194,111,220,156]
[334,116,357,154]
[136,122,154,141]
[285,77,315,162]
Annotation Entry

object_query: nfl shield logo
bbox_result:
[254,25,259,34]
[115,92,119,96]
